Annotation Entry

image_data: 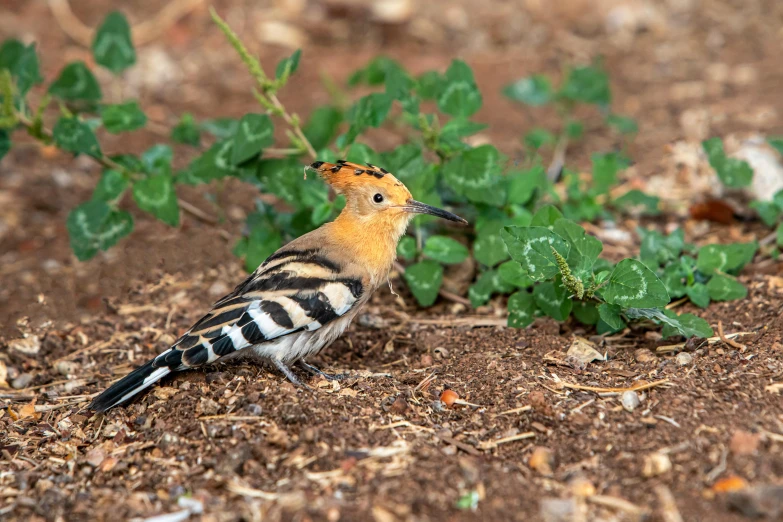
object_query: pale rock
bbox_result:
[621,390,641,412]
[258,21,306,49]
[642,452,672,477]
[733,137,783,202]
[566,337,606,367]
[540,498,576,522]
[676,352,693,366]
[371,0,413,24]
[10,335,41,355]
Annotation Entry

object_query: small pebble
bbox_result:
[11,373,33,389]
[529,447,556,476]
[676,352,693,366]
[642,452,672,477]
[621,390,641,412]
[245,404,263,416]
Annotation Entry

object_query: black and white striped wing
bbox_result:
[154,249,364,371]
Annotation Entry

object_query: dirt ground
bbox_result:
[2,1,783,521]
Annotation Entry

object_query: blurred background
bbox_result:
[1,0,782,328]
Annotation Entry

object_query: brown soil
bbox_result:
[2,1,783,521]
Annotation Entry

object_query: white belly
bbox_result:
[250,313,355,363]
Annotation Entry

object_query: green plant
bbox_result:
[0,11,761,341]
[638,227,758,308]
[503,61,638,160]
[701,136,783,254]
[500,208,715,338]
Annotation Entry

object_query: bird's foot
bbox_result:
[271,357,312,390]
[298,360,351,382]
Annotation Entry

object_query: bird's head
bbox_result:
[307,160,468,226]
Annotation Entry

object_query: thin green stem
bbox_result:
[212,7,318,161]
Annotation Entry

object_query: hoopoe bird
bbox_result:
[90,160,468,412]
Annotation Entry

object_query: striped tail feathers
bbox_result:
[89,357,172,413]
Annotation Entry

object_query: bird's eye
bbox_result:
[373,193,384,203]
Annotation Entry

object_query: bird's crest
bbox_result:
[306,160,401,193]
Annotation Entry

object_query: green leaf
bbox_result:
[533,281,572,321]
[397,236,417,261]
[768,136,783,156]
[660,264,685,298]
[0,130,9,162]
[501,226,570,281]
[702,137,753,188]
[508,291,537,328]
[441,118,487,138]
[626,308,713,339]
[257,157,305,204]
[403,260,443,307]
[342,93,392,146]
[423,235,469,264]
[442,144,506,206]
[48,61,102,101]
[778,223,783,247]
[498,261,533,288]
[530,205,564,228]
[92,12,136,74]
[0,40,42,95]
[686,282,710,308]
[189,139,246,182]
[231,113,274,165]
[706,273,747,301]
[507,165,546,206]
[598,303,626,331]
[473,229,509,267]
[384,63,419,114]
[696,242,757,274]
[346,142,381,166]
[552,218,602,277]
[602,259,669,308]
[749,200,781,227]
[201,118,238,139]
[503,75,552,106]
[469,270,495,307]
[171,113,201,146]
[559,64,611,106]
[565,120,584,140]
[437,59,482,118]
[275,49,301,79]
[572,301,600,325]
[606,114,638,135]
[662,312,714,339]
[311,201,333,226]
[614,189,660,215]
[141,144,173,175]
[523,128,555,150]
[416,71,443,100]
[100,101,146,133]
[591,152,624,194]
[304,106,343,151]
[66,200,133,260]
[348,56,402,86]
[133,174,179,226]
[639,228,684,269]
[53,117,101,157]
[92,169,128,201]
[241,224,283,272]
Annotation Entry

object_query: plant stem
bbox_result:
[211,7,318,161]
[14,110,136,178]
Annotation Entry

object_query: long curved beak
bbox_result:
[402,199,468,225]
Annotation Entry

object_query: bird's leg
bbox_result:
[271,357,309,388]
[298,360,351,381]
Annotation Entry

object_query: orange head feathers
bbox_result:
[307,160,468,225]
